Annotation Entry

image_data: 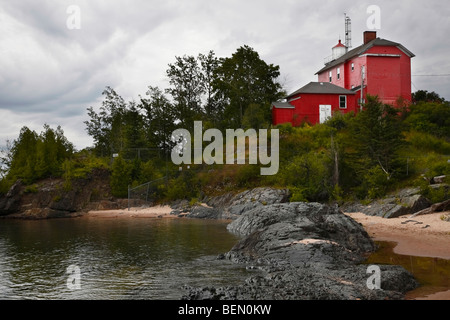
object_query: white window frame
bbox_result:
[339,95,347,109]
[329,71,332,82]
[351,63,354,72]
[337,67,341,80]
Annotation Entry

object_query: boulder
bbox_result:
[344,187,431,218]
[0,180,23,216]
[174,187,291,220]
[184,202,418,300]
[210,187,290,219]
[183,264,417,300]
[431,175,446,184]
[226,202,376,265]
[184,205,222,219]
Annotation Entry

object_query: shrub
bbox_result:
[420,185,449,204]
[24,184,39,193]
[289,186,309,202]
[110,156,132,198]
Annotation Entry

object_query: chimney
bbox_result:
[363,31,377,44]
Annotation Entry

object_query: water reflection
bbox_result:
[0,218,250,300]
[365,241,450,299]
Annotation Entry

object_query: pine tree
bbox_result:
[345,95,405,197]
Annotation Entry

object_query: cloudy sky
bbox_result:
[1,0,449,150]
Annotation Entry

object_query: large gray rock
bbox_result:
[175,187,291,220]
[344,187,431,218]
[183,264,417,300]
[226,202,375,265]
[184,206,222,219]
[212,187,290,219]
[183,202,418,300]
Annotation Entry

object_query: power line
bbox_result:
[412,74,450,77]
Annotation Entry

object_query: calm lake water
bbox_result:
[365,241,450,299]
[0,217,448,300]
[0,217,251,300]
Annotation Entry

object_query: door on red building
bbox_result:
[319,105,331,124]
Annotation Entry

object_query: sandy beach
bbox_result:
[85,205,175,218]
[344,211,450,260]
[345,211,450,300]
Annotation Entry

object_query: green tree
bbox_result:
[139,86,177,155]
[121,101,148,159]
[242,103,270,130]
[110,155,131,198]
[412,90,446,104]
[405,101,450,138]
[85,86,127,156]
[35,124,74,178]
[214,45,283,128]
[282,151,332,202]
[166,54,205,129]
[198,50,224,125]
[344,96,405,197]
[7,126,39,184]
[1,125,74,189]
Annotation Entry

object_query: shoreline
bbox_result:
[345,211,450,301]
[83,206,450,260]
[344,211,450,260]
[84,206,450,300]
[4,202,448,300]
[83,205,176,219]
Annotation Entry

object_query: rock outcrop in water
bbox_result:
[183,201,418,300]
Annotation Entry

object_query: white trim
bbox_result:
[359,53,401,58]
[287,96,301,102]
[273,104,295,109]
[274,106,295,109]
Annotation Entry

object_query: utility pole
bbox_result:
[360,65,365,110]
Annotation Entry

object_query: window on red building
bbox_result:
[339,95,347,109]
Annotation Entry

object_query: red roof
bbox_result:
[333,40,346,48]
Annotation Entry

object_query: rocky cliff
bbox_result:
[0,168,118,219]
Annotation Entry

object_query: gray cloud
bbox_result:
[0,0,449,150]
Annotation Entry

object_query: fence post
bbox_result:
[407,157,409,176]
[128,184,130,211]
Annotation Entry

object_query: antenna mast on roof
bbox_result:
[344,13,352,51]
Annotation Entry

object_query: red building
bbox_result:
[272,82,357,126]
[272,31,415,126]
